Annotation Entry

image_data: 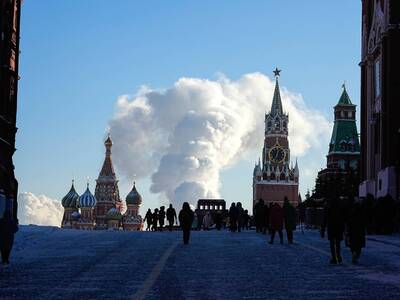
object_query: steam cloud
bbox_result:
[18,192,63,226]
[109,73,330,208]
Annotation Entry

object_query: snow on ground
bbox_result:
[1,226,400,300]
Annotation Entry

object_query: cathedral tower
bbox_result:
[253,69,299,209]
[94,136,123,229]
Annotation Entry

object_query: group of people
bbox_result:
[321,196,366,265]
[143,204,178,231]
[254,197,297,244]
[144,202,195,244]
[228,202,250,232]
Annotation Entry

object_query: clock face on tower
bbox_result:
[269,146,286,163]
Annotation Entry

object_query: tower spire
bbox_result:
[270,68,283,115]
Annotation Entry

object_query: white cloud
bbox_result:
[109,73,331,206]
[18,192,63,226]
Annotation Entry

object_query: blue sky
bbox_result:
[16,1,361,216]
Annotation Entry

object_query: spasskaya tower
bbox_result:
[253,68,299,208]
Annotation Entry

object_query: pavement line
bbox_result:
[132,240,179,300]
[297,242,331,257]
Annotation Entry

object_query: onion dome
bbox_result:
[126,182,142,206]
[61,181,79,208]
[71,211,81,220]
[106,208,122,221]
[79,183,97,208]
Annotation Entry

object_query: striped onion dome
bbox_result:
[106,207,122,221]
[79,184,97,208]
[71,211,81,220]
[61,181,79,208]
[126,182,142,205]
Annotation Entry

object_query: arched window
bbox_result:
[274,118,280,129]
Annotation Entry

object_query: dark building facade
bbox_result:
[359,0,400,200]
[196,199,227,220]
[0,0,22,220]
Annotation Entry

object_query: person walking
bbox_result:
[159,206,166,231]
[143,209,153,231]
[254,199,265,233]
[0,166,18,266]
[243,209,250,230]
[214,211,223,231]
[269,203,284,244]
[321,196,346,264]
[236,202,244,232]
[0,181,18,266]
[346,199,366,264]
[263,203,271,235]
[283,197,297,244]
[179,202,195,245]
[152,208,159,231]
[203,212,213,230]
[229,203,238,232]
[166,204,177,231]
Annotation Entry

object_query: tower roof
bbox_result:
[79,183,97,208]
[61,180,79,208]
[270,69,284,115]
[337,85,353,105]
[98,136,117,181]
[126,182,142,205]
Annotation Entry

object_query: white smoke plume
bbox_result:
[109,73,331,208]
[18,192,63,226]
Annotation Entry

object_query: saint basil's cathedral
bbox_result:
[60,136,143,230]
[253,69,300,209]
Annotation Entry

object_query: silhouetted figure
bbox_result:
[166,204,177,231]
[243,209,250,230]
[159,206,166,231]
[152,208,159,231]
[179,202,194,245]
[0,189,18,266]
[269,203,283,244]
[283,198,297,244]
[203,212,212,230]
[214,211,223,230]
[346,200,366,264]
[263,203,271,235]
[229,202,238,232]
[237,202,244,232]
[321,197,345,264]
[144,209,153,231]
[254,199,265,233]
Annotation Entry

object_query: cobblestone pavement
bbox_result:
[1,226,400,299]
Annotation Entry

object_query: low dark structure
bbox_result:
[195,199,227,228]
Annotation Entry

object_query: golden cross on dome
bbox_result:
[273,67,281,77]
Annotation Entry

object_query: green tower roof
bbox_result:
[329,87,360,153]
[337,86,352,105]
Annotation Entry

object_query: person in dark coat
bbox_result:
[236,202,244,232]
[159,206,166,231]
[152,208,159,231]
[143,209,153,231]
[229,202,238,232]
[254,199,265,233]
[321,197,346,264]
[166,204,177,231]
[269,203,284,244]
[0,171,18,266]
[263,203,271,235]
[178,202,195,245]
[243,209,250,230]
[346,199,366,264]
[214,211,223,230]
[283,198,297,244]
